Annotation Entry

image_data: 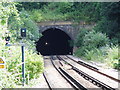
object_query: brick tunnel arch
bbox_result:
[36,27,73,56]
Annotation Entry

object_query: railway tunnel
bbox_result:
[36,28,73,56]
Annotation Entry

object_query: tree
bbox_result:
[94,2,120,42]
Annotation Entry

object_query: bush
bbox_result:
[74,47,86,57]
[105,45,119,69]
[74,29,120,70]
[113,61,120,70]
[1,44,44,84]
[0,3,44,88]
[0,70,17,89]
[83,31,109,50]
[81,45,120,69]
[85,48,105,62]
[28,10,43,22]
[106,45,119,60]
[75,29,90,47]
[75,30,110,57]
[25,50,44,79]
[27,5,70,22]
[8,9,42,41]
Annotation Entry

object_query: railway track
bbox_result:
[65,55,120,83]
[43,56,75,89]
[43,56,95,90]
[43,72,52,90]
[43,55,119,90]
[50,56,88,90]
[56,55,117,90]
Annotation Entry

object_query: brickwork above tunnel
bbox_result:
[37,21,95,40]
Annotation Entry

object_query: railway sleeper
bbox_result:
[59,67,88,90]
[72,67,115,90]
[57,56,117,90]
[66,55,99,71]
[51,57,81,90]
[77,61,99,71]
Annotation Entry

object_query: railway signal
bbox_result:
[5,36,10,45]
[5,31,10,45]
[21,28,26,37]
[21,28,26,86]
[5,28,26,86]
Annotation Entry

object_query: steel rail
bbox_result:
[66,55,99,71]
[43,72,53,90]
[50,56,88,90]
[57,56,116,90]
[66,55,120,83]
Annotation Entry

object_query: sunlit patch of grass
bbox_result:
[85,48,105,62]
[105,45,119,69]
[75,45,119,70]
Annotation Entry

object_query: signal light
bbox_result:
[21,28,26,37]
[5,36,10,41]
[5,36,10,45]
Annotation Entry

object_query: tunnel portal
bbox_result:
[36,28,73,56]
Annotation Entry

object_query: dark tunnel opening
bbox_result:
[36,28,73,56]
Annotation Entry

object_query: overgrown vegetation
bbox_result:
[0,2,44,89]
[73,2,119,69]
[19,2,119,41]
[0,2,119,89]
[74,28,119,69]
[18,2,74,22]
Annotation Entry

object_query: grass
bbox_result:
[76,45,119,69]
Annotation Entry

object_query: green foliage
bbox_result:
[75,29,109,50]
[74,28,119,69]
[75,45,119,69]
[28,9,67,22]
[26,2,102,22]
[100,2,119,21]
[8,9,41,41]
[71,2,101,22]
[85,48,105,61]
[0,45,44,87]
[0,2,19,24]
[17,2,48,10]
[83,31,109,50]
[94,2,119,40]
[74,46,87,57]
[28,10,43,22]
[106,45,119,60]
[0,70,17,89]
[20,2,73,22]
[43,2,73,14]
[75,29,90,47]
[25,50,44,79]
[94,18,120,40]
[113,61,120,70]
[104,45,119,69]
[0,2,44,88]
[19,2,119,40]
[74,29,110,60]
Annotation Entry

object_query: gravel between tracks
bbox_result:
[31,74,49,88]
[53,59,101,90]
[65,55,119,88]
[44,57,73,88]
